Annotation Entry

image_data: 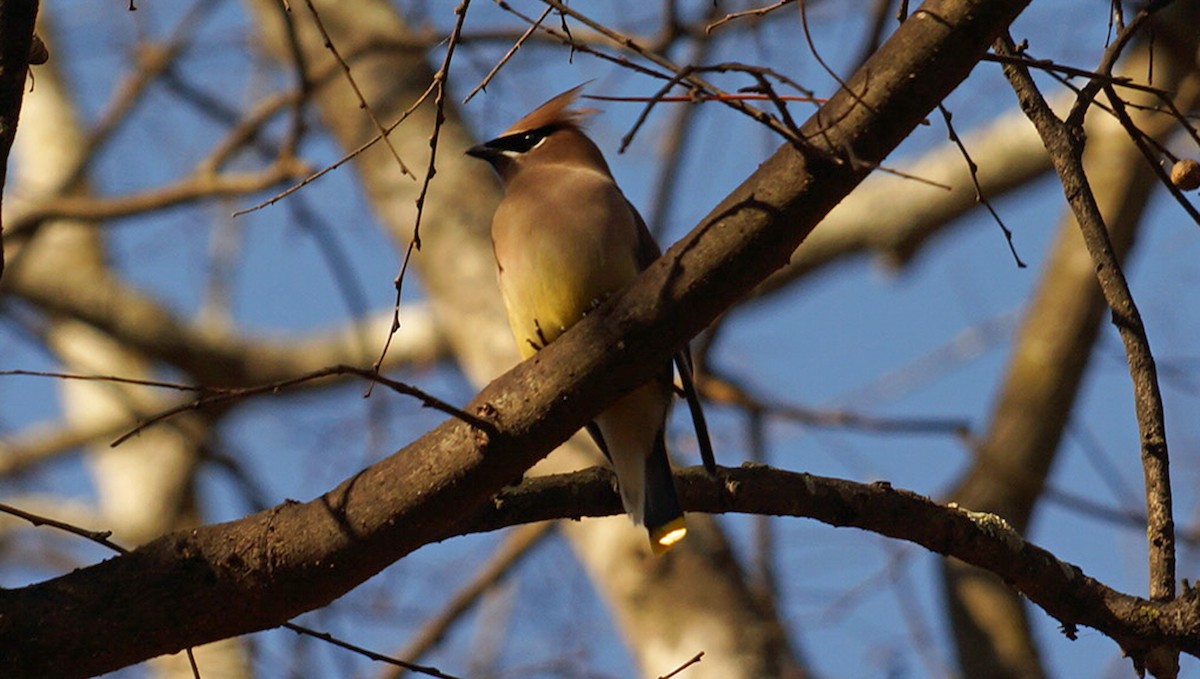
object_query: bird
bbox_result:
[466,85,714,555]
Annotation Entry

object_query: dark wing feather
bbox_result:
[628,198,717,474]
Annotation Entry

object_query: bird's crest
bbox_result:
[502,83,598,136]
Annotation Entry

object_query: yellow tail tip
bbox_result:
[649,517,687,555]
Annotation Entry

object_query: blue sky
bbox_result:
[2,1,1199,677]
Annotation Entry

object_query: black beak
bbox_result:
[465,143,500,161]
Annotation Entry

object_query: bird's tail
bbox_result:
[643,433,687,555]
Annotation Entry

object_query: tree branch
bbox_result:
[0,0,39,281]
[996,35,1176,604]
[0,0,1034,675]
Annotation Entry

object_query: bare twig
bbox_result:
[111,364,495,447]
[980,51,1170,99]
[284,623,460,679]
[0,369,203,392]
[585,92,824,104]
[799,0,868,117]
[657,651,704,679]
[273,0,313,157]
[522,0,808,146]
[1063,0,1173,127]
[0,501,128,554]
[300,0,415,179]
[494,0,675,81]
[372,0,472,384]
[463,4,551,103]
[936,103,1025,267]
[706,0,795,34]
[1102,83,1200,228]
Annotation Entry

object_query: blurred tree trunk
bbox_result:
[940,8,1200,678]
[2,17,251,679]
[245,1,807,676]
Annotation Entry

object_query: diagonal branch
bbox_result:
[0,0,1035,675]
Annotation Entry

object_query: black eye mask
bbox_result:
[488,124,560,154]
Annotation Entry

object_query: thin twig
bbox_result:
[493,0,673,81]
[185,648,201,679]
[273,0,313,158]
[1063,0,1173,127]
[705,0,794,34]
[657,651,704,679]
[798,0,875,120]
[301,0,415,179]
[111,365,496,447]
[528,0,807,146]
[1102,83,1200,228]
[585,92,825,104]
[936,103,1025,267]
[0,501,128,554]
[980,52,1169,99]
[284,623,460,679]
[605,61,815,153]
[372,0,472,384]
[0,369,203,392]
[463,4,552,103]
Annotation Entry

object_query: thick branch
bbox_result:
[0,0,38,280]
[9,466,1200,677]
[0,0,1032,675]
[472,467,1200,661]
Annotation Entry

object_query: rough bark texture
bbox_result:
[244,1,807,676]
[0,0,38,280]
[0,0,1039,675]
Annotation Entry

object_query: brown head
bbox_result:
[466,85,612,184]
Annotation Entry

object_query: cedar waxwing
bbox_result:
[467,86,714,554]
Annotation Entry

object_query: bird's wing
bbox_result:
[626,197,717,474]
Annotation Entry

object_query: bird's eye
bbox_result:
[491,125,556,154]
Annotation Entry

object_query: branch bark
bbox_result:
[997,32,1177,602]
[245,1,807,676]
[0,0,1036,675]
[0,0,38,280]
[995,26,1181,678]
